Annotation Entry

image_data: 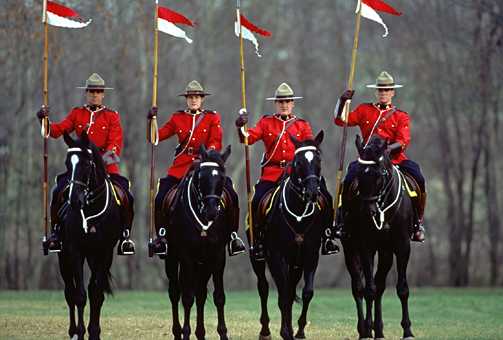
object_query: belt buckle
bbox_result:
[187,147,194,155]
[279,160,286,168]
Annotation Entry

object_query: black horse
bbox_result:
[249,131,332,340]
[164,145,235,340]
[57,132,122,340]
[342,135,415,340]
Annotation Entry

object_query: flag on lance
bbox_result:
[157,6,195,44]
[45,1,92,28]
[235,14,271,57]
[358,0,401,37]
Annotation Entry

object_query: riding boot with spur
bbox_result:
[411,192,426,242]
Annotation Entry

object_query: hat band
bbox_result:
[376,82,395,87]
[86,84,106,89]
[275,95,295,99]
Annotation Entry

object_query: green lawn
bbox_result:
[0,288,502,339]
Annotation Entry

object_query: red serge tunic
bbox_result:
[240,114,313,182]
[49,105,123,174]
[334,103,410,164]
[158,110,223,179]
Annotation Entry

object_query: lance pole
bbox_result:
[334,2,362,222]
[236,0,254,247]
[41,0,50,255]
[148,0,160,257]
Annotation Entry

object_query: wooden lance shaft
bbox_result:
[42,0,50,251]
[148,0,160,248]
[334,7,362,222]
[236,2,255,247]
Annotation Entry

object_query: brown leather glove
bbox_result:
[147,107,158,119]
[36,106,49,122]
[340,90,355,102]
[235,108,248,127]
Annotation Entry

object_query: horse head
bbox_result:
[63,132,106,209]
[355,134,393,216]
[289,130,324,203]
[194,144,231,223]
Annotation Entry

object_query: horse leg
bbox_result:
[373,249,393,340]
[212,252,228,340]
[195,265,211,340]
[295,260,318,339]
[165,256,182,340]
[180,262,195,340]
[268,252,294,340]
[59,254,78,339]
[250,257,271,339]
[342,244,366,339]
[361,249,376,339]
[87,251,113,340]
[73,256,87,340]
[396,242,414,339]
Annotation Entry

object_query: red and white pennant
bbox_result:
[44,1,92,28]
[359,0,402,37]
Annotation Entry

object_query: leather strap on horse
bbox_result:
[175,111,207,157]
[261,117,297,167]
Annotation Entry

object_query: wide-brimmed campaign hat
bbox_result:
[178,80,211,97]
[77,73,114,90]
[266,83,303,101]
[366,71,403,89]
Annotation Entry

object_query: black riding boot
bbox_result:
[148,206,168,258]
[250,226,265,261]
[411,192,426,242]
[333,206,350,240]
[44,225,62,253]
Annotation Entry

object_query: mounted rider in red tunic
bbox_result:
[36,73,136,255]
[147,80,245,257]
[235,83,339,261]
[334,71,426,242]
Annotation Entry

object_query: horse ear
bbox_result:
[314,130,324,146]
[63,133,75,147]
[289,133,301,148]
[355,135,364,155]
[199,144,207,158]
[221,145,231,163]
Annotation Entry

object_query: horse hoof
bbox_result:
[401,337,415,340]
[70,335,78,340]
[375,338,386,340]
[259,335,272,340]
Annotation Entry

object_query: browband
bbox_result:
[294,146,317,154]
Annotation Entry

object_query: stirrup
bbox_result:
[228,232,246,257]
[118,239,135,256]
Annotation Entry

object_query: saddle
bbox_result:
[254,183,330,228]
[255,186,281,228]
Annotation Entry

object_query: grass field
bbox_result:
[1,288,502,339]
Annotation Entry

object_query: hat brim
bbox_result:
[366,84,403,89]
[266,96,303,101]
[178,92,211,97]
[77,86,114,90]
